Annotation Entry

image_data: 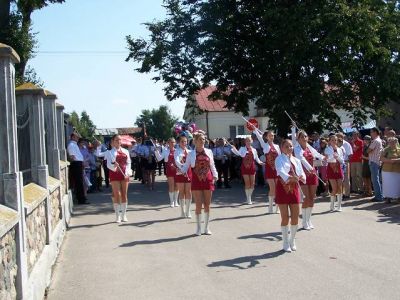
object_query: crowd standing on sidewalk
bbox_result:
[66,123,400,252]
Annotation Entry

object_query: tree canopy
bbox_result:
[126,0,400,134]
[135,105,178,141]
[69,110,96,141]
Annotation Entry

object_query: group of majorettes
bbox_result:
[156,132,218,235]
[101,126,344,252]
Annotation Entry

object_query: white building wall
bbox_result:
[191,112,269,139]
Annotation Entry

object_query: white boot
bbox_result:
[180,198,186,217]
[245,189,252,204]
[204,212,212,235]
[114,203,121,223]
[120,203,128,222]
[336,194,343,212]
[195,213,202,236]
[268,196,273,214]
[289,225,298,251]
[248,188,254,204]
[330,196,335,211]
[281,226,291,252]
[168,192,174,207]
[174,191,180,207]
[307,207,314,229]
[302,208,310,230]
[185,199,192,218]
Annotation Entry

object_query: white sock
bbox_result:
[168,192,174,206]
[249,188,254,202]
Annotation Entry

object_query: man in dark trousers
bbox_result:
[67,132,90,204]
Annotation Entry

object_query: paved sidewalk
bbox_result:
[47,177,400,300]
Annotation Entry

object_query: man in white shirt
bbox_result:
[67,132,89,204]
[337,132,353,198]
[368,127,383,202]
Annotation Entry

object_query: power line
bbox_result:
[37,50,127,53]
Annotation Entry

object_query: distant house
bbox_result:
[183,86,269,139]
[95,127,142,144]
[184,86,378,137]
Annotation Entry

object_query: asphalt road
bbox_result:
[47,177,400,300]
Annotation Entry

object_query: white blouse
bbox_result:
[275,154,306,184]
[182,148,218,178]
[253,129,281,155]
[324,146,345,164]
[155,147,174,162]
[105,147,132,176]
[294,145,325,172]
[174,146,191,173]
[231,146,263,164]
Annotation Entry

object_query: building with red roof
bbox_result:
[183,86,269,139]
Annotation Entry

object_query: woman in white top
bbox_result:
[155,138,179,207]
[182,132,218,235]
[104,135,132,223]
[291,127,326,230]
[325,134,345,212]
[231,137,264,204]
[275,139,306,252]
[252,126,281,213]
[174,135,193,218]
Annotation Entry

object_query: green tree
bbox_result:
[135,105,178,141]
[126,0,400,134]
[0,0,65,82]
[69,110,97,141]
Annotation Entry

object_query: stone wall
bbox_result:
[0,228,17,300]
[50,187,61,232]
[26,202,47,274]
[60,164,67,196]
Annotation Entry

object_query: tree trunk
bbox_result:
[0,0,11,39]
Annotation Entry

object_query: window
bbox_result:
[230,125,245,139]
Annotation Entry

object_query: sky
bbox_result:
[30,0,186,128]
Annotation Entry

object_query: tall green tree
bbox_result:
[126,0,400,134]
[0,0,65,82]
[135,105,178,141]
[69,110,97,141]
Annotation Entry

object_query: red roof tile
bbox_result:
[194,86,230,112]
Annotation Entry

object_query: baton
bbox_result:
[284,111,326,186]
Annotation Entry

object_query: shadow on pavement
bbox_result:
[68,221,116,230]
[212,212,267,222]
[120,217,182,228]
[119,234,195,247]
[237,231,282,241]
[207,250,284,270]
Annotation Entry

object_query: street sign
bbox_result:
[246,118,259,131]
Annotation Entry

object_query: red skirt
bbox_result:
[327,162,343,180]
[165,163,177,178]
[175,168,192,183]
[300,170,318,186]
[275,177,301,204]
[241,162,256,175]
[191,169,215,191]
[265,163,278,179]
[109,169,128,182]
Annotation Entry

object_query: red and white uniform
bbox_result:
[105,147,131,182]
[325,146,344,180]
[275,154,306,204]
[231,146,263,175]
[155,147,177,177]
[174,147,192,183]
[183,148,218,191]
[294,144,325,186]
[253,129,280,179]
